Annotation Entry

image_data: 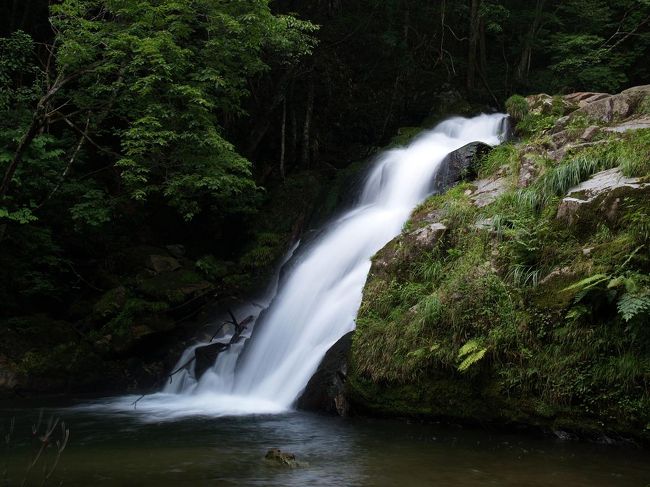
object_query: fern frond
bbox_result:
[617,293,650,322]
[561,274,608,293]
[458,348,487,372]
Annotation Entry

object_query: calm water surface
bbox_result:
[1,398,649,486]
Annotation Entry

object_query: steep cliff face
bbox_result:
[348,86,650,442]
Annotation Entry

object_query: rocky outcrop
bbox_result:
[296,331,353,416]
[567,85,650,124]
[563,92,610,107]
[469,177,509,207]
[433,142,493,190]
[410,223,447,249]
[194,342,229,378]
[526,93,576,115]
[557,168,650,228]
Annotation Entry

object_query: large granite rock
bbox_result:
[557,168,650,227]
[296,331,353,416]
[469,177,509,207]
[567,85,650,124]
[409,222,447,249]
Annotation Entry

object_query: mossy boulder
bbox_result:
[93,286,128,320]
[557,168,650,229]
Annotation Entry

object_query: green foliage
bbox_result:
[353,94,650,437]
[457,339,488,372]
[516,114,558,137]
[195,255,231,280]
[505,95,528,122]
[476,143,518,178]
[617,293,650,322]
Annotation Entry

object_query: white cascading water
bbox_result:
[92,114,506,420]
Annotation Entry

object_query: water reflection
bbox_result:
[1,404,648,487]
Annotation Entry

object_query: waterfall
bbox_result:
[93,114,507,420]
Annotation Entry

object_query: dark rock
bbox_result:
[165,244,186,258]
[147,254,181,274]
[93,286,128,319]
[264,449,304,468]
[296,331,353,416]
[432,141,493,191]
[194,342,229,378]
[0,356,17,393]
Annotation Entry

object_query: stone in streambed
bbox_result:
[264,449,307,468]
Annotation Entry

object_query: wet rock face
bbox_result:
[194,342,229,379]
[557,168,650,228]
[296,331,353,416]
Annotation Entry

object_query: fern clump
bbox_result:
[457,339,487,372]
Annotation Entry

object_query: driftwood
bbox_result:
[132,309,253,408]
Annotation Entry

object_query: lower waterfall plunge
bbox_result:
[89,114,507,420]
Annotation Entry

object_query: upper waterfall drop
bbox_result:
[92,113,507,420]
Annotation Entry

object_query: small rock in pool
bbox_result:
[264,448,307,468]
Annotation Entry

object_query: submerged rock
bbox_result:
[264,448,306,468]
[296,331,353,416]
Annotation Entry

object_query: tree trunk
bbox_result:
[290,106,298,165]
[302,77,314,168]
[467,0,481,90]
[516,0,546,81]
[279,98,286,180]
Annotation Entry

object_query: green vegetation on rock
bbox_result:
[351,87,650,441]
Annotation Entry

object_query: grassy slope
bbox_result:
[349,93,650,441]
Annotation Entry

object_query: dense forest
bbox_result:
[1,0,649,402]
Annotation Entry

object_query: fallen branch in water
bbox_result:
[131,309,253,408]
